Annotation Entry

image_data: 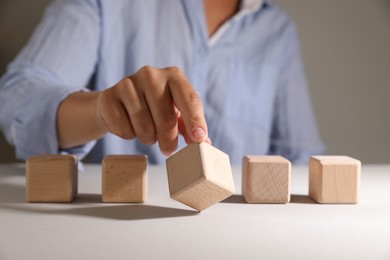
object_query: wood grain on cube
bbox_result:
[102,155,147,203]
[309,156,361,204]
[166,142,235,212]
[26,154,78,203]
[242,155,291,204]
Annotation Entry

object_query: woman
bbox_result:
[0,0,324,164]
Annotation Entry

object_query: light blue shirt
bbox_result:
[0,0,324,165]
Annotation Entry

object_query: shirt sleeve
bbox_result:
[269,22,325,164]
[0,0,101,160]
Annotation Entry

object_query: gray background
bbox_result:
[0,0,389,163]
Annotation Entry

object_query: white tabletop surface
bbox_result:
[0,164,389,260]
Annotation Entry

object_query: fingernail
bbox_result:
[192,127,206,138]
[206,137,212,145]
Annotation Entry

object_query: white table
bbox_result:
[0,164,389,260]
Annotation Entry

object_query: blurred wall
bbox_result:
[274,0,390,163]
[0,0,389,163]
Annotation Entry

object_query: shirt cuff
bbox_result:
[11,85,95,161]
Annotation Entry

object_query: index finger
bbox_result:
[167,75,208,143]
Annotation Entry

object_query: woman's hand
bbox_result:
[95,66,210,156]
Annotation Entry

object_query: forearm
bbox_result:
[57,91,107,149]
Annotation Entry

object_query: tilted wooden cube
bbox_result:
[309,156,361,204]
[242,155,291,203]
[26,154,78,203]
[102,155,148,203]
[166,142,235,211]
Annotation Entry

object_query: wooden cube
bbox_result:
[102,155,147,203]
[166,142,235,211]
[242,155,291,203]
[309,156,361,204]
[26,154,78,203]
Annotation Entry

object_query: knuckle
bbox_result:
[140,65,155,74]
[139,66,163,91]
[117,78,140,103]
[166,66,182,75]
[118,77,133,90]
[141,66,158,81]
[188,114,203,126]
[183,91,201,105]
[117,78,136,97]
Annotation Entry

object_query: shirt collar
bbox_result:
[240,0,264,12]
[208,0,272,46]
[235,0,271,20]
